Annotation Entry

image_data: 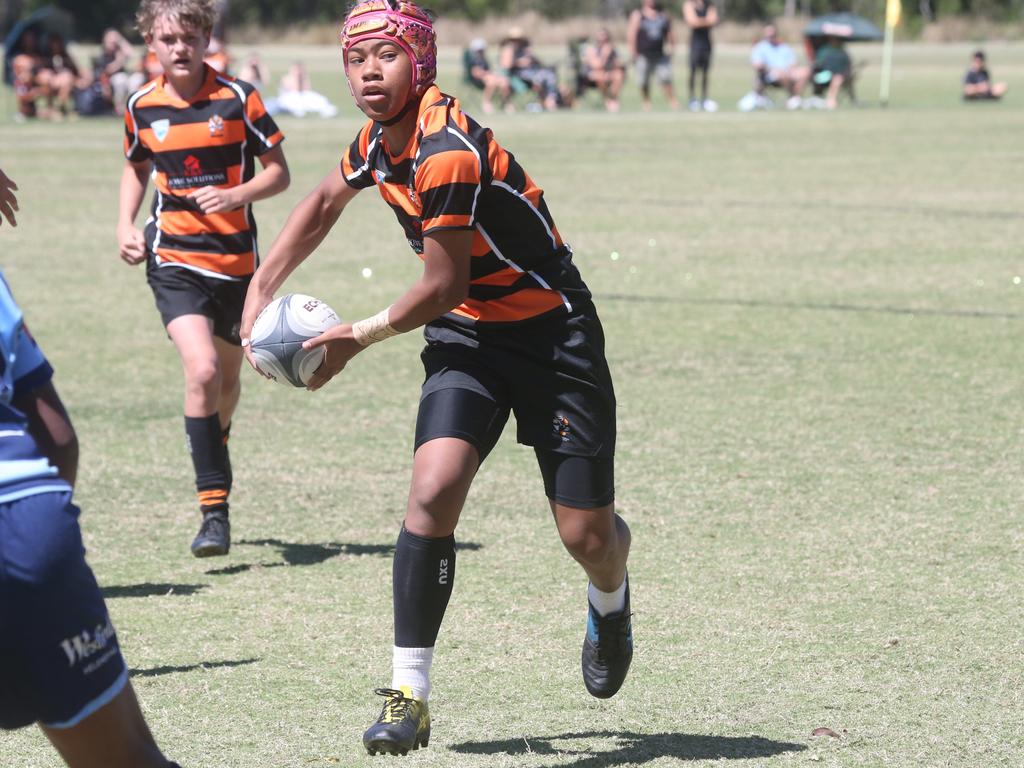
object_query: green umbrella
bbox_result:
[804,12,884,42]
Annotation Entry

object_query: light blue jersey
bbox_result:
[0,271,68,502]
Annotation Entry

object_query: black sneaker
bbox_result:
[363,687,430,756]
[190,511,230,557]
[581,579,633,698]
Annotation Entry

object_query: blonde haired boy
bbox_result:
[118,0,289,557]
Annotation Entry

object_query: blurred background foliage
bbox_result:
[1,0,1021,41]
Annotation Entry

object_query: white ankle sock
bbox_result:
[588,576,627,617]
[392,646,433,701]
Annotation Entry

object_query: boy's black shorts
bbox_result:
[415,306,616,508]
[146,260,250,346]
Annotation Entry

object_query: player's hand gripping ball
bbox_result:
[250,294,341,387]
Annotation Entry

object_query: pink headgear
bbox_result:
[340,1,437,97]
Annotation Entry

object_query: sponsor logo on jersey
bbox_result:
[152,119,170,142]
[168,155,228,190]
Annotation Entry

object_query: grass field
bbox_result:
[0,39,1022,768]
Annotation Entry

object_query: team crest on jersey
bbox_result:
[151,119,170,142]
[374,169,387,184]
[208,114,225,137]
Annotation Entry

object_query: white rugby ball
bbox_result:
[250,294,341,387]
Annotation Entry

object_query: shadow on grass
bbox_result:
[450,730,806,766]
[101,583,208,598]
[204,538,483,575]
[129,658,259,679]
[601,293,1019,320]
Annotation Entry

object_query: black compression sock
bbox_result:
[393,526,456,647]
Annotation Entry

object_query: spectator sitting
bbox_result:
[267,61,338,118]
[963,50,1007,101]
[463,38,512,114]
[37,33,90,119]
[812,35,851,109]
[238,52,270,93]
[499,28,565,111]
[750,22,809,109]
[94,28,145,115]
[580,27,626,112]
[10,28,46,120]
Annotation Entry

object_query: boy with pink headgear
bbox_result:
[240,1,635,755]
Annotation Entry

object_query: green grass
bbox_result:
[1,41,1022,768]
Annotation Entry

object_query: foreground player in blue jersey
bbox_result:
[0,171,180,767]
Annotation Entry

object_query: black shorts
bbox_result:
[146,261,250,345]
[414,307,616,508]
[690,41,712,70]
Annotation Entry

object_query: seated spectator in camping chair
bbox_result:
[750,23,809,109]
[811,36,853,109]
[579,28,626,112]
[963,50,1008,101]
[499,28,563,111]
[463,38,512,114]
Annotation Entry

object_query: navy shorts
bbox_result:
[146,259,250,346]
[415,306,616,508]
[0,492,128,731]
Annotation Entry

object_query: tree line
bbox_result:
[4,0,1020,41]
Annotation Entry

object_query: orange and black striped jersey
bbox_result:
[124,65,284,280]
[341,85,591,326]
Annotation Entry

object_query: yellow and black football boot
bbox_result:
[363,687,430,756]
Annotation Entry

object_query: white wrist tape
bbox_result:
[351,307,401,347]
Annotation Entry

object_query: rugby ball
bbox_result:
[250,294,341,387]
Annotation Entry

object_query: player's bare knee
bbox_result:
[559,524,616,568]
[184,358,221,395]
[408,474,460,518]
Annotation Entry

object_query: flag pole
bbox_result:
[880,0,901,106]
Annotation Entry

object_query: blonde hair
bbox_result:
[136,0,217,38]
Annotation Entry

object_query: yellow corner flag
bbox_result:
[881,0,901,104]
[886,0,902,28]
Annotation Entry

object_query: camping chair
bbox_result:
[810,59,866,106]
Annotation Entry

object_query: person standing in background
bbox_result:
[682,0,717,111]
[628,0,679,111]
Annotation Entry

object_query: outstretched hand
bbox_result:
[0,169,19,227]
[302,325,363,391]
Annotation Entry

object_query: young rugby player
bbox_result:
[1,172,181,768]
[117,0,289,557]
[240,1,633,756]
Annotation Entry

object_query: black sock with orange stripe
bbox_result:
[185,414,230,517]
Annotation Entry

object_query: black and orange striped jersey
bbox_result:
[124,65,283,280]
[341,85,591,326]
